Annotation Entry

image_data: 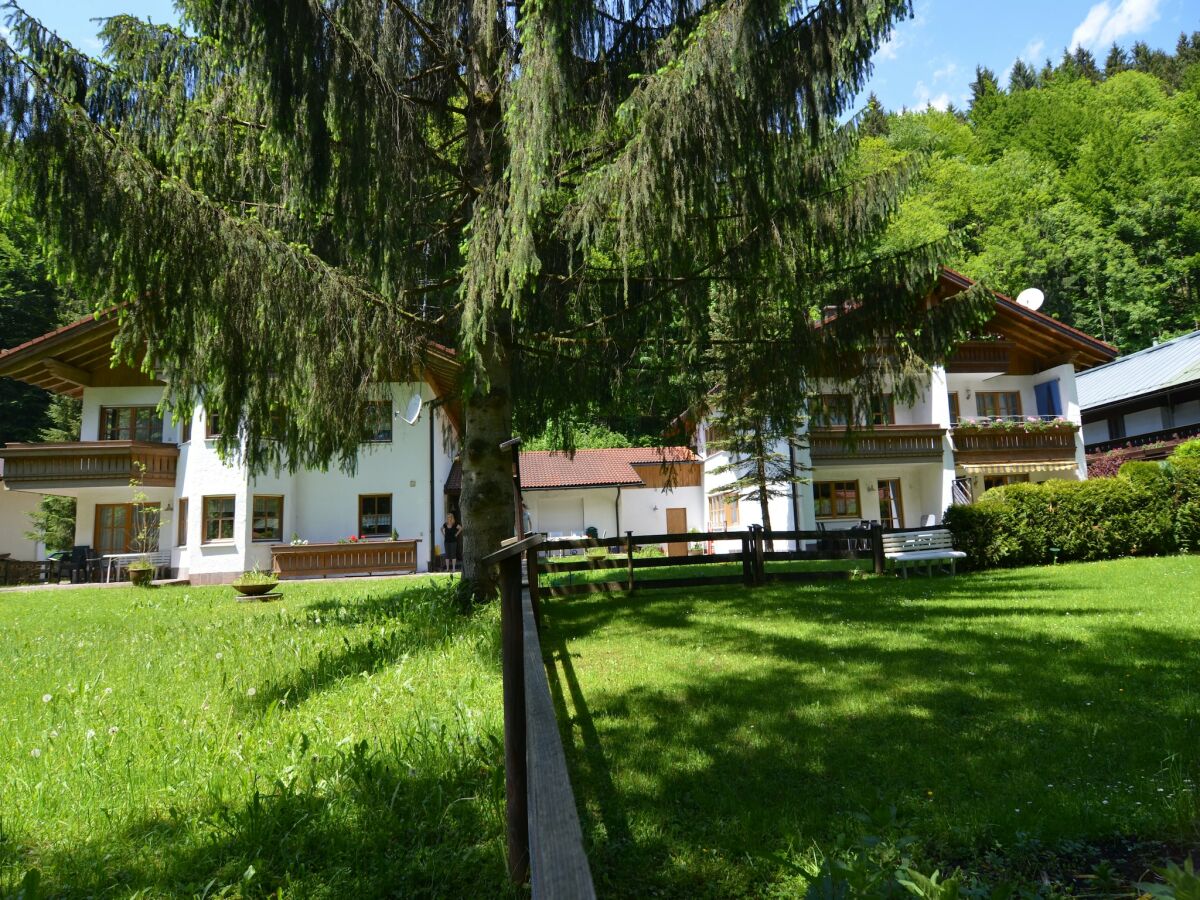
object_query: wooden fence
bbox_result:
[485,534,597,899]
[271,539,419,578]
[533,524,885,597]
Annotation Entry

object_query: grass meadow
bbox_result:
[3,557,1200,897]
[0,577,514,898]
[544,555,1200,896]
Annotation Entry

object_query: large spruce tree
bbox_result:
[0,1,987,595]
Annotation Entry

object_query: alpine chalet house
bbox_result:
[699,269,1117,533]
[1077,329,1200,462]
[0,311,461,582]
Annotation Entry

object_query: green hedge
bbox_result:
[943,458,1200,568]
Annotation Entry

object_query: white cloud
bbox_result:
[878,31,904,61]
[933,61,958,82]
[914,81,952,111]
[1002,37,1046,85]
[1069,0,1160,51]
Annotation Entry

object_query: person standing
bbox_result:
[441,512,462,572]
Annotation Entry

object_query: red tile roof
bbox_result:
[443,446,698,492]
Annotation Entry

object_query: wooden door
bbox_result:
[877,480,903,530]
[665,507,688,556]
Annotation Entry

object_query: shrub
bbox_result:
[1172,438,1200,460]
[945,464,1186,569]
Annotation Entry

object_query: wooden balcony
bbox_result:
[952,423,1079,463]
[808,425,946,462]
[946,340,1014,373]
[0,441,179,491]
[271,539,420,578]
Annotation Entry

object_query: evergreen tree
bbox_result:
[1072,46,1101,82]
[0,1,988,596]
[861,92,890,137]
[1105,43,1130,78]
[1008,59,1039,92]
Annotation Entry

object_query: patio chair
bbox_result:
[67,546,98,583]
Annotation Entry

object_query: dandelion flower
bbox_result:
[42,693,52,703]
[86,729,96,740]
[247,687,257,698]
[215,652,224,660]
[30,748,41,758]
[104,687,113,695]
[108,725,119,735]
[50,729,58,739]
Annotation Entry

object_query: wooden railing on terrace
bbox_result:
[809,425,946,461]
[945,340,1014,373]
[951,423,1078,462]
[0,441,178,490]
[271,539,419,578]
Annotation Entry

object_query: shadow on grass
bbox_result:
[543,572,1200,897]
[9,735,517,899]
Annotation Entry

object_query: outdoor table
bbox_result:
[102,552,144,583]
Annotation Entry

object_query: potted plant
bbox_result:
[688,527,704,556]
[127,557,154,587]
[232,566,279,597]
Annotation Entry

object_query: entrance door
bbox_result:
[94,503,161,555]
[665,507,688,556]
[877,480,903,530]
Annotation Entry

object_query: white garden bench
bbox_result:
[881,529,966,577]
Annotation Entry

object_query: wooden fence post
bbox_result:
[871,522,885,575]
[741,533,753,586]
[499,553,530,883]
[625,531,635,592]
[527,547,543,632]
[752,525,766,586]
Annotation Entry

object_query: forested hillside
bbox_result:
[868,32,1200,353]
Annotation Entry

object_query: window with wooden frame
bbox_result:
[707,493,740,529]
[948,392,960,425]
[868,395,895,426]
[177,498,189,547]
[813,480,860,519]
[364,401,393,443]
[202,495,236,543]
[815,394,853,427]
[181,416,192,443]
[975,391,1022,419]
[251,495,284,542]
[99,406,163,442]
[358,494,393,538]
[94,502,161,554]
[205,412,222,439]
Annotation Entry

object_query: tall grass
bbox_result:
[0,578,515,898]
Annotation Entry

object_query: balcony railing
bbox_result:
[809,425,947,462]
[946,340,1014,373]
[0,441,179,490]
[951,421,1079,462]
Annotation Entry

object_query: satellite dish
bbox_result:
[1016,287,1045,311]
[400,394,423,425]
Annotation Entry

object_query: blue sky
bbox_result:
[13,0,1199,116]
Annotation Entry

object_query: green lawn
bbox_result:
[544,556,1200,896]
[0,578,514,899]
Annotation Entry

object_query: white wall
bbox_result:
[0,488,42,559]
[620,484,705,540]
[1124,406,1168,438]
[80,386,178,442]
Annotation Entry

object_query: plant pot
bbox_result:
[129,567,153,587]
[688,548,703,556]
[233,581,279,596]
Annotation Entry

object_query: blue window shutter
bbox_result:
[1034,379,1062,417]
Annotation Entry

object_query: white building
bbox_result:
[0,312,460,582]
[0,460,42,561]
[698,269,1116,534]
[444,447,705,554]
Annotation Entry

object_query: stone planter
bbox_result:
[232,581,279,597]
[129,567,153,587]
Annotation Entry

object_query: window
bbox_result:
[984,473,1029,491]
[177,498,189,546]
[869,396,895,426]
[364,401,393,443]
[815,394,853,426]
[203,496,236,543]
[95,503,160,554]
[99,406,163,442]
[975,391,1022,419]
[813,480,860,519]
[1108,415,1126,440]
[358,494,393,538]
[252,495,284,542]
[204,412,223,439]
[707,493,740,529]
[948,392,960,425]
[181,417,192,443]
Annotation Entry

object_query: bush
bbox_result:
[1172,438,1200,460]
[945,462,1191,569]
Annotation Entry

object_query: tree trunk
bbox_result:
[755,430,773,549]
[459,333,516,603]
